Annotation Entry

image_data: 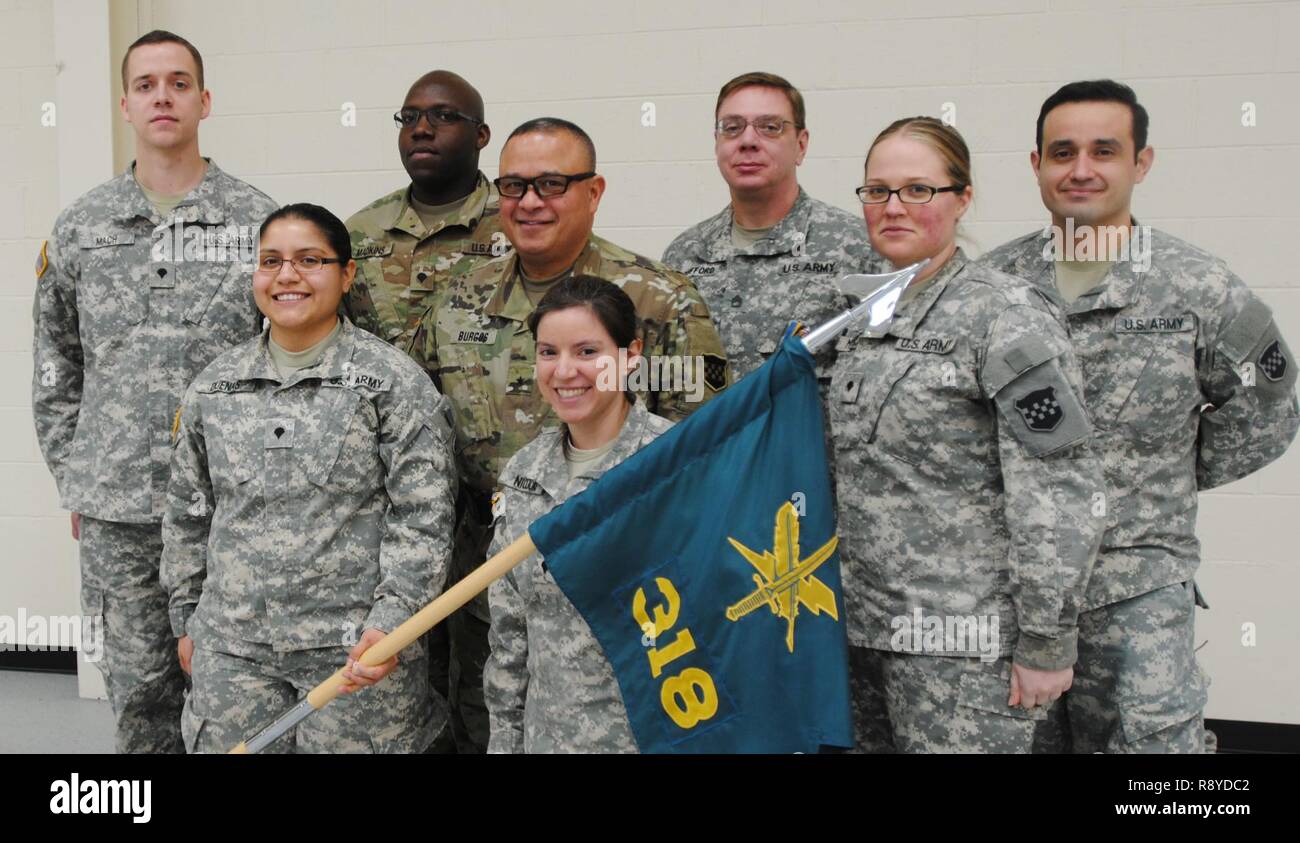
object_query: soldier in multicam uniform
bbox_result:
[662,72,877,380]
[161,205,457,753]
[343,70,504,754]
[484,275,672,753]
[832,118,1105,753]
[981,80,1299,754]
[30,31,277,753]
[416,118,728,751]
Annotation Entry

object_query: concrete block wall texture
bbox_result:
[3,0,1297,725]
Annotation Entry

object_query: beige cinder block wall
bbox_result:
[5,0,1298,726]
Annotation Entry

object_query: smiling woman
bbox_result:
[158,203,459,753]
[483,275,673,753]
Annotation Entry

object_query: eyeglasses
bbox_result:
[393,107,483,129]
[715,116,797,139]
[255,255,344,273]
[494,172,597,199]
[856,184,966,205]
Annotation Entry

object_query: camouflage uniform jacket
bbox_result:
[981,226,1299,610]
[484,399,673,753]
[418,233,729,497]
[662,187,877,379]
[161,318,458,654]
[32,160,277,523]
[344,173,508,366]
[829,250,1105,670]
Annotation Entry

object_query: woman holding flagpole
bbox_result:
[160,204,457,753]
[829,118,1105,753]
[483,274,673,753]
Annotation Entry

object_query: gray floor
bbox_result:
[0,671,115,753]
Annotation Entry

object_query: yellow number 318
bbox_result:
[632,577,720,730]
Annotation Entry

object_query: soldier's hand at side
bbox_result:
[340,628,397,694]
[70,513,80,541]
[177,635,194,675]
[1009,663,1072,710]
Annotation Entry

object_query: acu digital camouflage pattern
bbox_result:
[344,174,508,366]
[78,516,185,753]
[849,647,1045,753]
[418,232,729,496]
[31,159,276,754]
[161,318,458,655]
[981,226,1300,610]
[828,251,1105,671]
[32,159,277,522]
[1064,581,1208,753]
[662,188,878,379]
[484,400,674,753]
[181,639,438,753]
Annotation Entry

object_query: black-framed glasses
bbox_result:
[856,184,966,205]
[715,116,796,139]
[393,107,483,129]
[494,172,597,199]
[255,255,344,273]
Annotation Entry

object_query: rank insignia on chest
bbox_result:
[512,475,543,494]
[730,295,742,308]
[1259,340,1288,382]
[1014,386,1064,432]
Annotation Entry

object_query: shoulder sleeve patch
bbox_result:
[992,357,1092,458]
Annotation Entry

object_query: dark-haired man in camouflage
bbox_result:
[417,119,729,751]
[31,31,276,753]
[982,80,1299,753]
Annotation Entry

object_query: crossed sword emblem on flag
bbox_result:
[725,502,839,653]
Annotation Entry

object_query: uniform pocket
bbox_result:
[434,342,501,446]
[1118,664,1209,746]
[956,661,1048,722]
[1112,331,1200,447]
[306,387,377,492]
[830,351,915,449]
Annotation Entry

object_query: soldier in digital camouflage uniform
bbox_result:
[834,118,1105,753]
[30,31,276,753]
[342,70,506,754]
[161,205,457,753]
[662,72,876,383]
[484,274,673,753]
[416,118,728,752]
[981,80,1299,753]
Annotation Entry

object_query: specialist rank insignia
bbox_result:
[1014,386,1064,432]
[725,501,839,653]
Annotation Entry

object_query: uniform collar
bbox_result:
[1023,218,1148,315]
[525,398,654,499]
[380,172,495,240]
[886,247,968,339]
[121,157,231,226]
[236,317,362,388]
[483,234,604,323]
[697,186,814,262]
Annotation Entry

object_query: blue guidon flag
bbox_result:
[529,337,853,753]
